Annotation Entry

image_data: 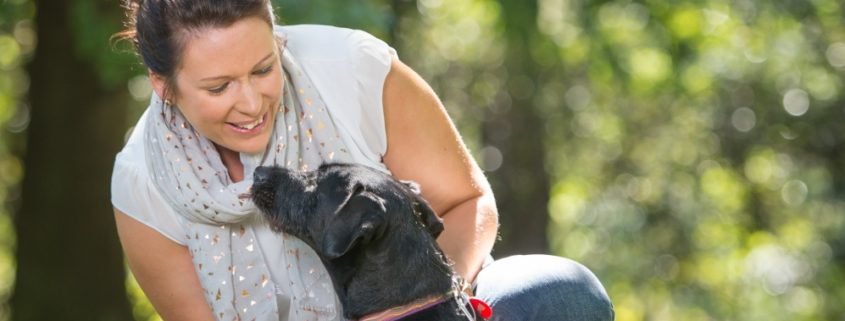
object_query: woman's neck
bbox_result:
[215,144,245,182]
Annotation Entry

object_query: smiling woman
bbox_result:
[110,0,612,320]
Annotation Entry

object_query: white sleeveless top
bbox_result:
[111,25,396,320]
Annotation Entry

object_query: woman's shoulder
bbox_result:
[112,108,158,204]
[114,109,151,170]
[276,24,357,38]
[275,24,391,62]
[111,109,188,245]
[273,24,395,172]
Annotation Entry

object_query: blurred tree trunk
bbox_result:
[485,0,550,257]
[10,0,134,320]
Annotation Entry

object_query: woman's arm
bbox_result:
[114,208,216,321]
[381,57,499,283]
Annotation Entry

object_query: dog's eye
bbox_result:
[350,183,365,196]
[332,183,368,215]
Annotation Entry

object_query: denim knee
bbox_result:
[473,255,614,321]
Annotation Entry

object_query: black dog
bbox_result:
[251,163,490,320]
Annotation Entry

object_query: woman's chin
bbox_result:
[235,138,272,155]
[215,133,272,156]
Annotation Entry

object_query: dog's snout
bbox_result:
[254,166,273,185]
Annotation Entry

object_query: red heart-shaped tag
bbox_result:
[469,297,493,319]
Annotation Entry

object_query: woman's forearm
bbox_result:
[436,193,499,283]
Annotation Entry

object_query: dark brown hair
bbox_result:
[114,0,276,98]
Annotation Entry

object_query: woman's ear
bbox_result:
[149,71,170,102]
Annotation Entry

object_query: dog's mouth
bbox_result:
[248,184,277,214]
[250,166,281,212]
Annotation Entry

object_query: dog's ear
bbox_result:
[414,199,444,238]
[321,187,387,259]
[401,180,444,238]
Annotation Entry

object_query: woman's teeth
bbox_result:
[236,116,263,130]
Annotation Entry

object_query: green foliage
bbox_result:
[533,0,845,320]
[0,0,33,320]
[272,0,393,39]
[70,0,141,89]
[126,272,162,321]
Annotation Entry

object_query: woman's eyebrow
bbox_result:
[199,51,275,82]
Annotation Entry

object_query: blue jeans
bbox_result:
[473,255,614,321]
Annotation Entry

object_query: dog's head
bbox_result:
[251,163,444,260]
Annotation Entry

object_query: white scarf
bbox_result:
[144,31,348,320]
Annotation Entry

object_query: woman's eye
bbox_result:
[254,65,273,75]
[208,82,229,94]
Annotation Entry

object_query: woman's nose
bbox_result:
[236,82,262,116]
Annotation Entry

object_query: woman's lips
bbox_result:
[227,113,267,134]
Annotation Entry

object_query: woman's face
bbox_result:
[154,17,283,155]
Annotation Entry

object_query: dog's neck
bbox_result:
[324,227,455,319]
[356,287,488,321]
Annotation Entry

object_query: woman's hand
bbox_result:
[114,208,217,321]
[381,57,499,283]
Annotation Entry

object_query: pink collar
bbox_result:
[357,295,448,321]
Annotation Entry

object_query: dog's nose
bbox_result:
[253,166,272,185]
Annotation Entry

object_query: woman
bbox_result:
[111,0,613,320]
